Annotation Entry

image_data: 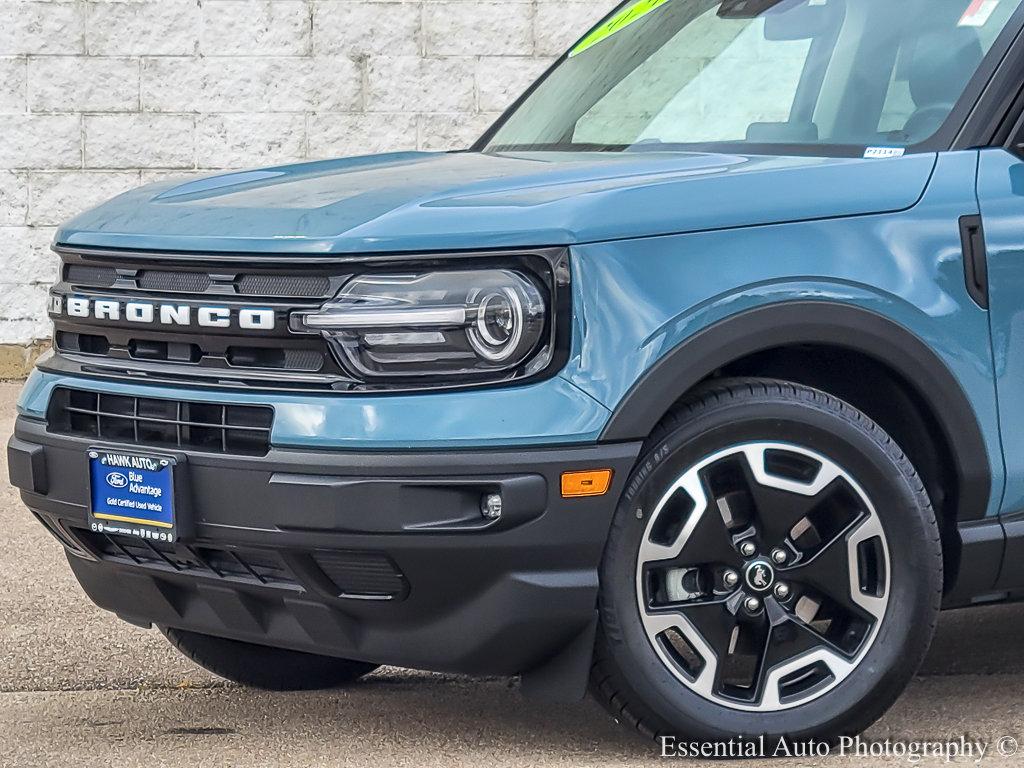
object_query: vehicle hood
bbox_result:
[57,150,937,254]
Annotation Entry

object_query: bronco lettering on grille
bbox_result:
[51,296,276,331]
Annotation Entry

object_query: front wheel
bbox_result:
[591,379,942,743]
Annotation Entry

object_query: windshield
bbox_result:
[480,0,1023,156]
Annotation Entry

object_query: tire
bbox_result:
[162,627,380,691]
[591,378,942,744]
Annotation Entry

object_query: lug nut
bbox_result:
[744,596,762,613]
[774,582,790,600]
[723,570,739,588]
[771,548,787,564]
[739,541,757,557]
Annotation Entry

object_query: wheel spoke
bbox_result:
[765,600,846,666]
[663,597,737,659]
[745,478,823,548]
[753,600,850,705]
[638,475,744,570]
[737,445,846,549]
[674,500,744,569]
[642,597,734,690]
[789,514,878,621]
[739,469,838,549]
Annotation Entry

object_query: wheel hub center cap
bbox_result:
[744,560,775,592]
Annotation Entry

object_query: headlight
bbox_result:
[294,269,552,383]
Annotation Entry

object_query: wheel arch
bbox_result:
[600,301,991,530]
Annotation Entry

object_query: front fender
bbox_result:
[560,152,1001,520]
[597,300,991,523]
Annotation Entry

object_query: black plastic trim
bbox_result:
[957,3,1024,151]
[943,518,1005,608]
[960,215,990,309]
[8,437,47,494]
[11,417,642,687]
[995,510,1024,594]
[600,301,991,523]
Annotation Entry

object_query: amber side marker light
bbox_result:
[561,469,613,498]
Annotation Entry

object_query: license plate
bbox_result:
[88,450,176,541]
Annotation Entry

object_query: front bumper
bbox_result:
[10,415,640,679]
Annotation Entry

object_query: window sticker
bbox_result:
[864,147,906,159]
[959,0,1000,27]
[569,0,674,58]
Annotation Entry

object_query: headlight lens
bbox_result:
[295,269,549,382]
[468,286,527,362]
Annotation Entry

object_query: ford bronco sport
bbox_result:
[11,0,1024,746]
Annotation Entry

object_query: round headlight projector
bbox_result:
[468,287,526,362]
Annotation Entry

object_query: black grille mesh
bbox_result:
[312,550,408,600]
[65,265,118,287]
[237,274,332,297]
[64,263,334,298]
[55,331,326,373]
[138,270,212,293]
[47,388,273,456]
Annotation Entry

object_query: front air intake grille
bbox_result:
[47,388,273,456]
[65,264,118,287]
[137,269,212,293]
[73,527,301,590]
[55,331,326,373]
[67,525,409,601]
[63,263,336,298]
[312,550,409,600]
[236,273,332,297]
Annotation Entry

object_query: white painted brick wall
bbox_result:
[0,0,619,344]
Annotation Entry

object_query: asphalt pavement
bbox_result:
[2,381,1024,767]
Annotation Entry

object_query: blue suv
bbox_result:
[12,0,1024,746]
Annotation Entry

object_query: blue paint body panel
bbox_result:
[17,368,611,449]
[57,151,936,254]
[26,148,1010,520]
[975,148,1024,512]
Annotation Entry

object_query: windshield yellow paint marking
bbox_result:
[569,0,674,57]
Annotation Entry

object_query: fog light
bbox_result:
[481,493,503,520]
[561,469,613,498]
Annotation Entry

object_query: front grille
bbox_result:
[65,263,335,298]
[74,527,301,590]
[137,269,212,293]
[54,250,352,390]
[47,388,273,456]
[237,273,332,297]
[65,265,117,287]
[56,331,327,373]
[48,245,566,393]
